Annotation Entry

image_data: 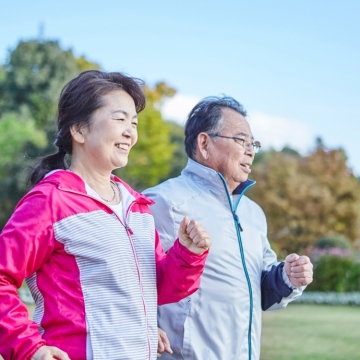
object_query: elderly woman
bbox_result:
[0,71,211,360]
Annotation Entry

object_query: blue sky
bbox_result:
[1,1,360,174]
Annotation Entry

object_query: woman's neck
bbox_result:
[69,159,120,204]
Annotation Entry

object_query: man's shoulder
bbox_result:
[240,195,266,218]
[145,175,184,192]
[144,174,196,206]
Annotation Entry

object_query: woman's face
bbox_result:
[77,89,138,172]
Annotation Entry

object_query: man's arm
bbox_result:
[261,242,313,311]
[145,187,210,305]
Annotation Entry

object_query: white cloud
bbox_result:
[248,112,315,154]
[161,94,200,125]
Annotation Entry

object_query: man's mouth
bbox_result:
[240,163,252,174]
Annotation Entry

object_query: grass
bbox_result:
[261,303,360,360]
[1,304,359,359]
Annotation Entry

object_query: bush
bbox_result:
[308,254,360,292]
[295,291,360,306]
[316,234,352,250]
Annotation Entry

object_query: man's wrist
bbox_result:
[282,263,297,289]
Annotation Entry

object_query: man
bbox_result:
[144,96,313,360]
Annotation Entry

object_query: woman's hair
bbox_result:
[29,70,146,186]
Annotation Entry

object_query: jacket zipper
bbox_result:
[58,186,152,360]
[217,174,255,360]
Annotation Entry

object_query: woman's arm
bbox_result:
[0,189,55,359]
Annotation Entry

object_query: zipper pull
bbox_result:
[125,225,133,235]
[233,213,243,232]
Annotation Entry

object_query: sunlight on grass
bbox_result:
[261,303,360,360]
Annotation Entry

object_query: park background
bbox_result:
[1,1,360,359]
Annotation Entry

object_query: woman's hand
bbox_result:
[157,327,173,357]
[178,216,211,255]
[31,346,71,360]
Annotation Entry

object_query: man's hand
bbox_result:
[157,327,173,358]
[31,346,70,360]
[178,216,211,255]
[285,254,313,287]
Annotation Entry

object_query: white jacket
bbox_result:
[144,159,304,360]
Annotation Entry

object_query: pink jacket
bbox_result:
[0,170,208,360]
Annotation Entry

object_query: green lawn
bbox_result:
[261,303,360,360]
[1,304,359,360]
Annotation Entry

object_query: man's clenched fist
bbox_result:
[285,254,313,287]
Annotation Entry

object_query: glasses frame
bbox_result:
[208,134,261,153]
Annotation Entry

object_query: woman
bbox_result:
[0,71,211,360]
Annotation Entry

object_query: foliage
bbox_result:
[294,292,360,306]
[307,254,360,292]
[248,143,360,253]
[163,121,188,180]
[0,111,47,228]
[115,83,176,190]
[316,234,352,250]
[0,39,99,231]
[0,40,98,132]
[0,112,47,166]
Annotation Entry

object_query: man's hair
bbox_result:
[184,96,247,159]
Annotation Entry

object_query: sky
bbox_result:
[1,1,360,174]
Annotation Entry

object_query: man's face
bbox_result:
[206,108,255,192]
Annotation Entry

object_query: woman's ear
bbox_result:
[196,132,211,161]
[70,123,86,144]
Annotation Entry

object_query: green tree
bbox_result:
[115,82,176,190]
[164,121,187,180]
[0,111,47,228]
[0,39,100,231]
[0,40,99,132]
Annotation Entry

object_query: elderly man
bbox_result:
[144,96,313,360]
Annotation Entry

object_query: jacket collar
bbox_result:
[38,170,154,205]
[182,158,255,196]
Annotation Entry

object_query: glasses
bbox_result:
[209,134,261,153]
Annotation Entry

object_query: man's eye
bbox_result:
[132,122,138,127]
[114,118,125,121]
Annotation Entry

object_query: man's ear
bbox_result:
[70,123,86,144]
[196,132,211,161]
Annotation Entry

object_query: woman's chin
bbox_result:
[112,159,129,170]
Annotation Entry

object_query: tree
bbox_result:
[0,111,47,228]
[115,82,176,190]
[0,40,100,133]
[248,143,360,254]
[164,121,188,180]
[0,39,100,231]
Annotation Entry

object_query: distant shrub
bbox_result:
[316,235,352,250]
[295,291,360,306]
[308,254,360,292]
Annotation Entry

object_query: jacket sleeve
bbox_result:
[261,239,305,311]
[144,187,208,305]
[0,189,55,359]
[155,234,208,305]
